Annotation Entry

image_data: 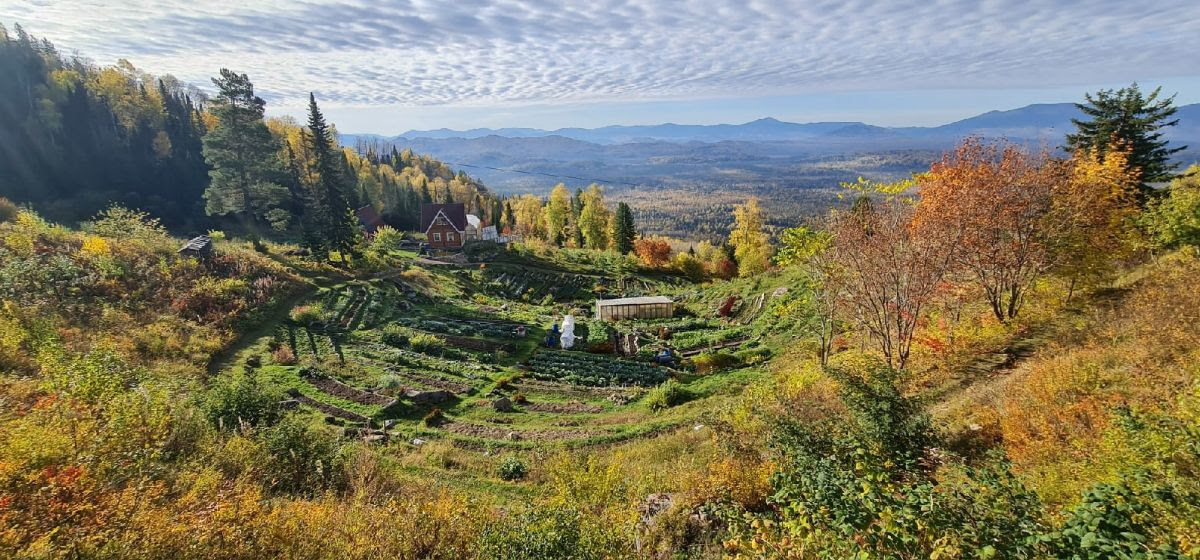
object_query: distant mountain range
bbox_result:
[346,102,1200,146]
[339,102,1200,196]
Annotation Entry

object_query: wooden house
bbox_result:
[420,203,468,250]
[355,205,386,236]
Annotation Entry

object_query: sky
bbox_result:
[4,0,1200,134]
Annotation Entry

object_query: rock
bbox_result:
[693,424,705,431]
[507,431,522,441]
[410,438,426,446]
[383,419,397,430]
[492,397,514,412]
[404,389,453,404]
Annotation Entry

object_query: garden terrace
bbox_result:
[301,368,396,407]
[527,350,669,387]
[286,389,370,423]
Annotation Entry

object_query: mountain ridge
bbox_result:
[344,102,1200,146]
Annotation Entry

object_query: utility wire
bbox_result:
[437,160,643,188]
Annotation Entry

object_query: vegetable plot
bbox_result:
[528,351,667,387]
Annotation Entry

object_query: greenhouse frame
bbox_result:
[594,296,675,321]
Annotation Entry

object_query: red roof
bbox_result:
[355,205,386,233]
[420,203,468,232]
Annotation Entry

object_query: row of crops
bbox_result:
[528,350,668,387]
[316,279,413,332]
[391,317,517,339]
[480,267,600,302]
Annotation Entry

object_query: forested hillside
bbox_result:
[0,24,494,232]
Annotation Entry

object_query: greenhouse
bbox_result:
[594,296,675,321]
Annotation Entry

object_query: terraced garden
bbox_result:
[221,249,784,497]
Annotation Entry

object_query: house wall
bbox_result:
[427,224,463,250]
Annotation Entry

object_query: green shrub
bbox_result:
[498,456,528,481]
[379,374,405,392]
[691,350,741,374]
[203,371,283,429]
[478,507,623,559]
[289,304,325,327]
[259,414,341,495]
[380,325,410,348]
[410,332,444,353]
[644,379,692,411]
[733,346,771,365]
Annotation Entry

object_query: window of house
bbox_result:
[433,232,441,241]
[447,233,456,242]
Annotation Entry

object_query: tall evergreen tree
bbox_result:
[303,93,359,262]
[612,202,636,254]
[1066,83,1186,197]
[201,69,288,223]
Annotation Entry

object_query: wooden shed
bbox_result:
[595,296,675,321]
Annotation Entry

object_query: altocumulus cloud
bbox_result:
[3,0,1199,109]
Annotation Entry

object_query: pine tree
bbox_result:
[201,69,289,223]
[1066,83,1186,197]
[612,202,636,254]
[304,93,359,262]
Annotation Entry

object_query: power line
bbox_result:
[437,160,643,188]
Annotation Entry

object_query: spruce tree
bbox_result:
[304,93,359,263]
[201,69,288,222]
[612,202,636,254]
[1066,83,1186,197]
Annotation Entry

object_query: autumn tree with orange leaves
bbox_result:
[634,236,673,268]
[827,194,954,370]
[916,139,1072,323]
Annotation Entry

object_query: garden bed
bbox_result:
[301,369,396,407]
[528,350,668,387]
[286,389,370,423]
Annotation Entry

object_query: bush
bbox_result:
[0,196,17,224]
[204,371,283,430]
[691,350,741,374]
[271,345,296,365]
[478,506,622,560]
[644,379,692,410]
[289,304,324,327]
[379,374,405,392]
[498,456,528,481]
[410,332,444,353]
[423,407,444,426]
[380,325,410,348]
[259,414,341,495]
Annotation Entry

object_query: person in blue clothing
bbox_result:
[546,323,561,348]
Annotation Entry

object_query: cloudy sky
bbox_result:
[4,0,1199,133]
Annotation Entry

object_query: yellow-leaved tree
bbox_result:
[729,198,771,277]
[1053,141,1141,299]
[543,183,573,246]
[577,184,611,250]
